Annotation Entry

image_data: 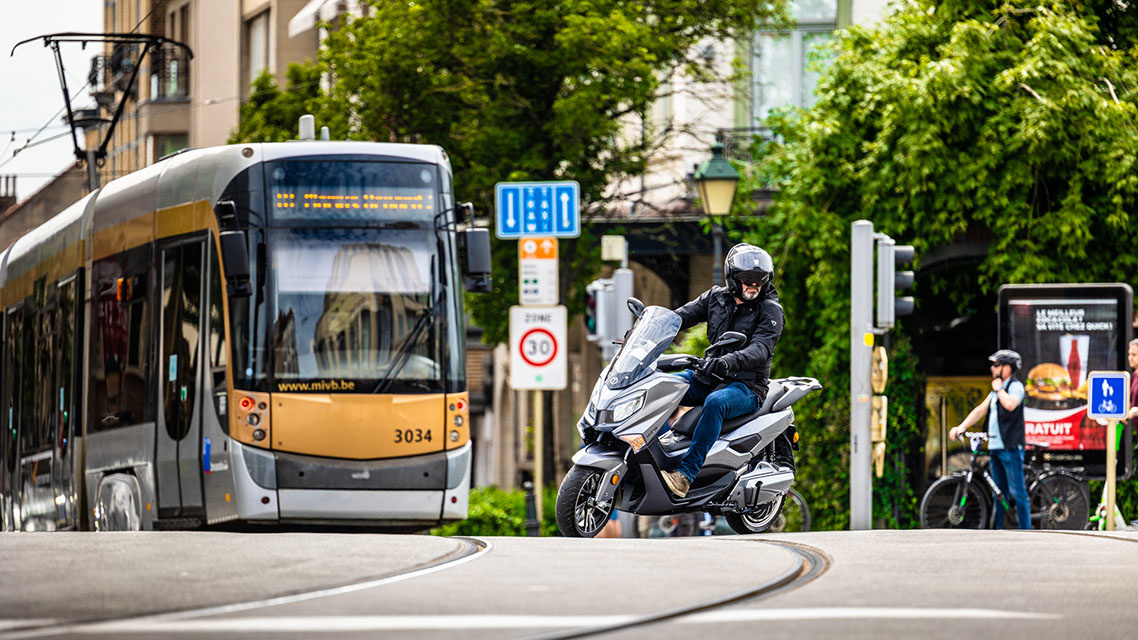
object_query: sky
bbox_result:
[0,3,105,202]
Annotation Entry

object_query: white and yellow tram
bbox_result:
[0,141,491,531]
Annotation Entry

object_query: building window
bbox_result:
[752,0,838,122]
[154,133,188,162]
[245,11,271,89]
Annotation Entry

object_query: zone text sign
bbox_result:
[509,305,567,390]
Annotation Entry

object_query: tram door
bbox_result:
[52,276,80,529]
[155,239,205,518]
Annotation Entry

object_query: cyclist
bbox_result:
[948,350,1031,529]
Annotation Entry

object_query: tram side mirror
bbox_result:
[219,230,252,298]
[456,202,475,225]
[214,200,238,229]
[627,297,644,319]
[460,228,493,293]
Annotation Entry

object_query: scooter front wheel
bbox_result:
[556,466,616,538]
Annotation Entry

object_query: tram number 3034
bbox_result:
[394,429,433,444]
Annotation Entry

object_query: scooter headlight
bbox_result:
[608,393,645,423]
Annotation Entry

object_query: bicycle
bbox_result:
[920,433,1089,529]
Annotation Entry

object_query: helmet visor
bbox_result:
[736,270,766,288]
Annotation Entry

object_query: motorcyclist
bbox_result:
[659,243,786,498]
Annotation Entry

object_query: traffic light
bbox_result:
[875,237,915,329]
[584,283,599,336]
[585,279,611,342]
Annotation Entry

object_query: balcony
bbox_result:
[148,45,191,101]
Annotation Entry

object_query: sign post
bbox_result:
[1087,371,1130,531]
[498,180,579,521]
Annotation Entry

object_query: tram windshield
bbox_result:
[269,227,443,393]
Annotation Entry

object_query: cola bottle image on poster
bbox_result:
[1007,299,1118,450]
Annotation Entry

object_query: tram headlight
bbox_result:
[608,393,645,423]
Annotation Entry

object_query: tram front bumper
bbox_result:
[232,441,471,524]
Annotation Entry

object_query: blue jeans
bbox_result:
[990,448,1031,530]
[669,371,759,482]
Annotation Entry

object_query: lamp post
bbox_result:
[693,142,739,287]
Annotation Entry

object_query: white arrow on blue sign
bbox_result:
[1087,371,1131,420]
[495,181,580,239]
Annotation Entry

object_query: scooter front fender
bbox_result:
[569,444,628,509]
[571,443,626,470]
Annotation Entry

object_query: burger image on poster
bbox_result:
[1024,362,1089,409]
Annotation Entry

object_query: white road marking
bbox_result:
[0,623,55,632]
[0,540,493,640]
[62,608,1062,634]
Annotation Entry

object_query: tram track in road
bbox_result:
[0,536,492,640]
[532,539,831,640]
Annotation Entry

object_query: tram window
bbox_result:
[19,305,34,451]
[35,294,58,451]
[208,244,227,416]
[91,261,150,432]
[4,307,22,473]
[58,279,77,446]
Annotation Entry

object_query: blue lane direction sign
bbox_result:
[1087,371,1130,420]
[495,181,580,239]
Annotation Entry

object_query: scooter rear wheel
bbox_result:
[556,466,616,538]
[724,494,785,534]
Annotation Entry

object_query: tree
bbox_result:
[229,0,788,344]
[737,0,1138,529]
[230,64,326,144]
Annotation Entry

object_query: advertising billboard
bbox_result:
[998,284,1133,479]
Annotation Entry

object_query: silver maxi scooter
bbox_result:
[555,299,821,537]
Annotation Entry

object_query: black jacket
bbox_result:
[994,376,1026,449]
[674,282,784,400]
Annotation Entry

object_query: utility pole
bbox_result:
[849,220,874,530]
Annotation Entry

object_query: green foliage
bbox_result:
[1088,477,1138,528]
[738,0,1138,529]
[229,0,789,345]
[669,324,709,356]
[228,65,326,144]
[430,484,561,536]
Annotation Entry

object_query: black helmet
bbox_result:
[988,349,1022,371]
[724,243,773,296]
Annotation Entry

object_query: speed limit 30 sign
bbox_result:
[509,305,567,390]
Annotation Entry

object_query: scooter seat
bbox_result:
[669,380,790,438]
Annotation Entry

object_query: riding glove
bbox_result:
[702,357,729,379]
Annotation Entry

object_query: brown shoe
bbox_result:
[661,470,691,498]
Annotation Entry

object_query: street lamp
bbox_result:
[693,141,739,287]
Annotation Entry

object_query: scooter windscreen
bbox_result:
[605,306,682,390]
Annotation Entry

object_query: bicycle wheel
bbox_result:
[1031,473,1089,530]
[920,475,989,529]
[768,488,811,532]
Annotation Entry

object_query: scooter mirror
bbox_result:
[627,297,645,319]
[706,331,747,356]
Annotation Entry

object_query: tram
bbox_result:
[0,140,492,531]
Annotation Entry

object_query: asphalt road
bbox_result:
[0,529,1134,639]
